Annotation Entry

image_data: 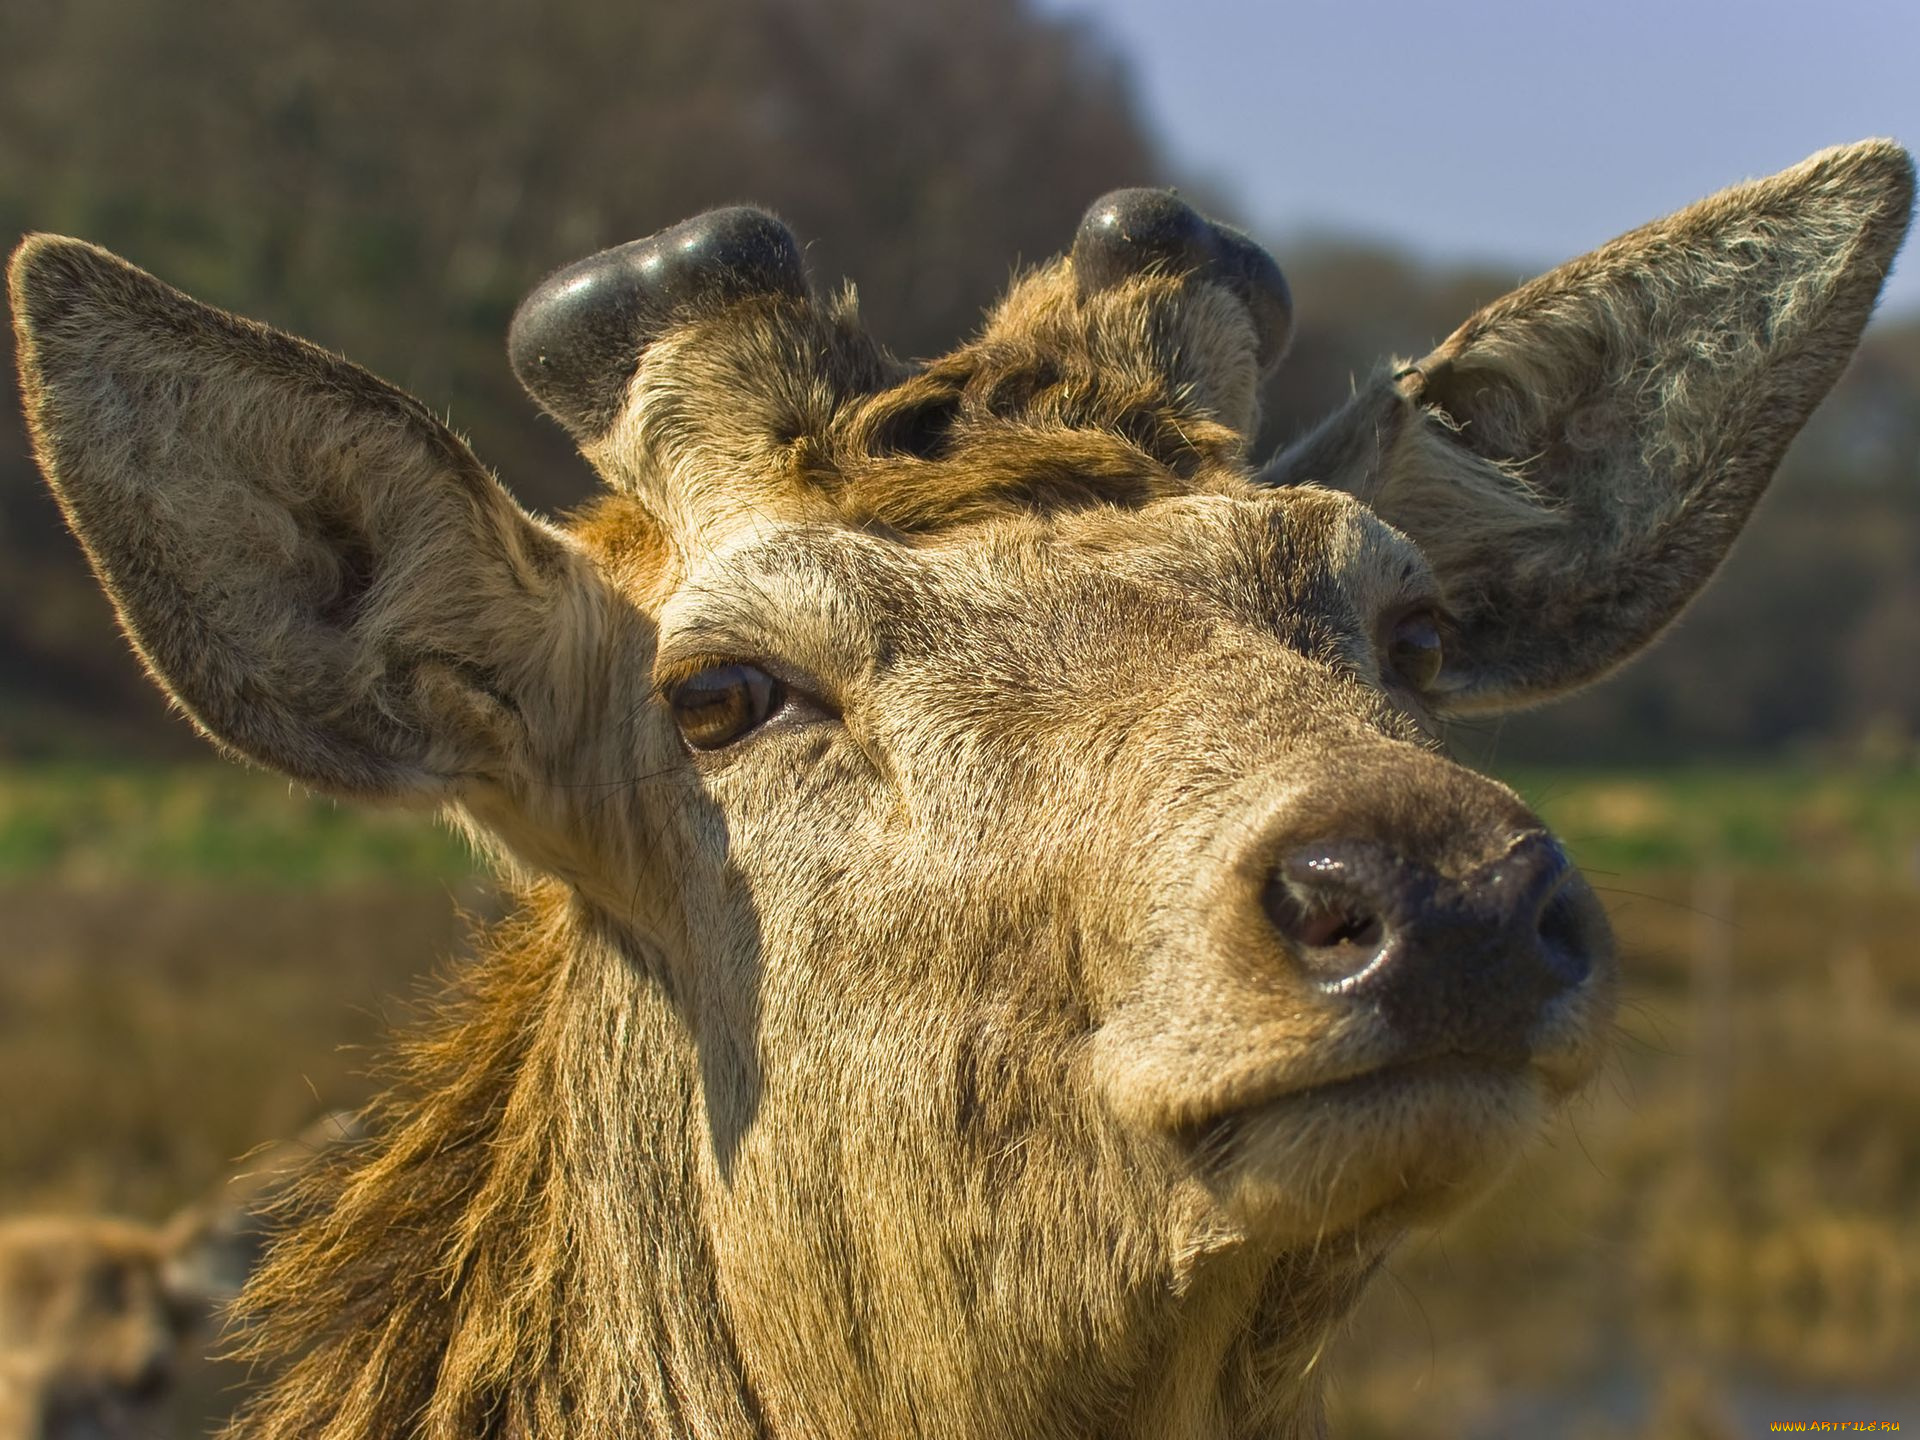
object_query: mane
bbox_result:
[228,885,764,1439]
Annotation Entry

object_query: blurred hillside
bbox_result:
[0,0,1161,754]
[2,0,1915,765]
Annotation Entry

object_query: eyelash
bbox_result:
[658,654,838,753]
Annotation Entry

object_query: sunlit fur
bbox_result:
[7,142,1912,1439]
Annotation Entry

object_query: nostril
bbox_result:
[1298,907,1384,953]
[128,1353,173,1403]
[1536,882,1595,990]
[1261,873,1389,987]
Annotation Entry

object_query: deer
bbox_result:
[7,139,1911,1439]
[0,1115,359,1440]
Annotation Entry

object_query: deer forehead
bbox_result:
[619,487,1431,687]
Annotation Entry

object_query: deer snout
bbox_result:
[1262,831,1607,1065]
[1092,765,1617,1231]
[124,1346,175,1405]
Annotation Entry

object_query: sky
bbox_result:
[1034,0,1920,315]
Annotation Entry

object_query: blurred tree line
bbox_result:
[2,0,1914,766]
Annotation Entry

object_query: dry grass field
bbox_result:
[1,764,1915,1435]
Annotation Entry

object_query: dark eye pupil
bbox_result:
[1388,611,1444,691]
[671,664,781,749]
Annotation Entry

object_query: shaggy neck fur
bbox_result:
[229,886,1371,1440]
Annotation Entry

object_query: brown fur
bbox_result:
[7,142,1912,1438]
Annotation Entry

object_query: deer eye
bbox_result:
[669,664,785,750]
[1385,607,1445,692]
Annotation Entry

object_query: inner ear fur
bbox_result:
[1262,140,1915,710]
[9,235,618,801]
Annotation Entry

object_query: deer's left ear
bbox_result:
[10,236,630,812]
[1262,140,1914,712]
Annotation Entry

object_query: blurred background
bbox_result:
[0,0,1915,1433]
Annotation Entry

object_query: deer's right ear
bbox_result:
[10,237,630,807]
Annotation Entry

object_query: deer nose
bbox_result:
[509,207,809,440]
[1261,833,1603,1061]
[1071,188,1293,369]
[127,1349,175,1403]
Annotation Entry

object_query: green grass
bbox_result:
[4,761,1916,884]
[1499,763,1920,881]
[0,764,477,885]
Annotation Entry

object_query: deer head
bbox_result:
[0,1115,359,1440]
[8,141,1911,1438]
